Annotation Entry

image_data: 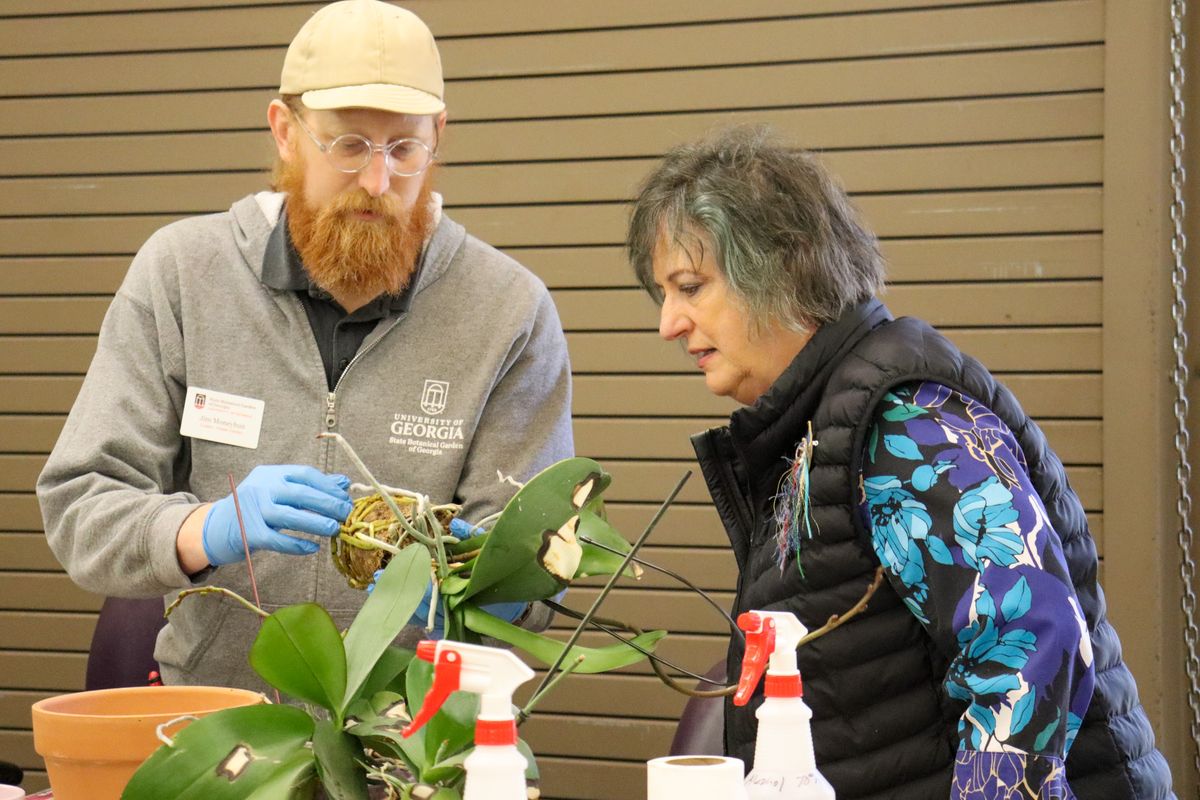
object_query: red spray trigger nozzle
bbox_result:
[416,640,438,663]
[733,611,775,706]
[401,642,462,738]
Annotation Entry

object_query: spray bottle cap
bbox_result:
[732,610,808,706]
[401,640,534,746]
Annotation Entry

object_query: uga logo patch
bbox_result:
[420,379,449,416]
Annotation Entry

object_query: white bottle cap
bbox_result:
[647,756,749,800]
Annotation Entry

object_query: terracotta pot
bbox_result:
[31,685,264,800]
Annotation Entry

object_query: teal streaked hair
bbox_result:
[627,125,885,333]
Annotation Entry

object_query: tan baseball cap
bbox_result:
[280,0,445,115]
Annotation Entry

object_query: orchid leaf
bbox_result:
[440,574,470,596]
[454,459,611,605]
[574,498,641,580]
[462,605,665,673]
[463,501,638,605]
[250,603,346,714]
[122,704,313,800]
[421,748,468,787]
[341,543,428,713]
[467,507,635,606]
[344,694,423,776]
[243,748,317,800]
[357,645,415,702]
[369,689,407,714]
[312,718,368,800]
[517,738,539,782]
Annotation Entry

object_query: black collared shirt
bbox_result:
[260,211,417,390]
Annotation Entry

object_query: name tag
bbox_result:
[180,386,264,449]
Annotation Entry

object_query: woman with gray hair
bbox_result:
[628,126,1172,799]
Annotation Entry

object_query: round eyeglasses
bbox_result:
[290,110,436,177]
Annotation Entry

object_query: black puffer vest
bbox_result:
[692,300,1174,799]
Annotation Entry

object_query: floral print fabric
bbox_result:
[858,382,1094,799]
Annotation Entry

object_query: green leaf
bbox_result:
[574,500,640,580]
[421,755,467,787]
[455,459,612,604]
[462,605,666,674]
[405,648,434,715]
[341,544,429,713]
[517,738,539,782]
[365,689,408,717]
[357,645,415,702]
[244,748,317,800]
[122,704,314,800]
[344,698,423,777]
[468,502,637,608]
[250,604,347,714]
[440,574,471,596]
[312,719,368,800]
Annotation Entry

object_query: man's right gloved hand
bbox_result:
[201,465,353,566]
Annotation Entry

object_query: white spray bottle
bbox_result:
[402,640,534,800]
[734,610,835,799]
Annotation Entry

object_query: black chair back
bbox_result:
[668,660,728,756]
[85,596,167,691]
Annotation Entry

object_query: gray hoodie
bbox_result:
[38,192,573,689]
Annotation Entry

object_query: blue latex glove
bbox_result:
[410,578,447,637]
[448,517,482,539]
[202,465,352,566]
[366,517,528,635]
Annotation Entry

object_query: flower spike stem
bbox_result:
[521,470,692,719]
[578,533,744,647]
[165,586,268,620]
[798,566,884,646]
[660,566,888,698]
[543,566,885,700]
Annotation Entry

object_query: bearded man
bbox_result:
[36,0,573,691]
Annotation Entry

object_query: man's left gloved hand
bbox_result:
[201,464,352,566]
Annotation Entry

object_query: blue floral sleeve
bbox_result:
[857,381,1094,799]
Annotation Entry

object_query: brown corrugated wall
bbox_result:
[0,1,1193,797]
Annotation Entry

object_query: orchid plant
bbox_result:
[122,443,667,800]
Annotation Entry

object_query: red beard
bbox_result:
[277,153,436,302]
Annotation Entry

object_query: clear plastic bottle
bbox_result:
[735,611,835,799]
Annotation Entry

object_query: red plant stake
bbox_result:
[227,472,280,704]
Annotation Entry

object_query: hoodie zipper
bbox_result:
[324,392,338,430]
[318,313,406,471]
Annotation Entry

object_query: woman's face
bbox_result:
[652,234,814,405]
